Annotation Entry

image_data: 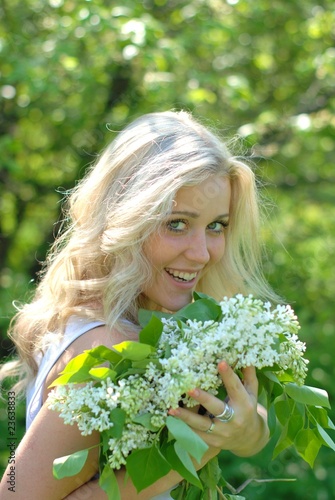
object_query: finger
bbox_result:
[168,406,217,434]
[218,362,259,412]
[241,365,258,397]
[168,406,232,450]
[217,361,245,400]
[168,404,239,452]
[187,388,228,418]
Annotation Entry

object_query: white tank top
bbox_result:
[26,316,105,429]
[25,317,175,499]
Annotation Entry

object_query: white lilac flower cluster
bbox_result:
[47,294,308,470]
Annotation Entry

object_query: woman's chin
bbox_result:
[140,293,193,313]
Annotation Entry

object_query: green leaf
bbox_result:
[261,370,281,384]
[287,412,304,441]
[99,464,121,500]
[273,422,292,459]
[113,360,133,380]
[139,314,164,346]
[277,371,298,384]
[138,308,173,328]
[51,344,129,386]
[216,384,228,402]
[49,351,98,386]
[101,430,111,454]
[199,456,221,491]
[294,428,322,467]
[224,496,246,500]
[49,370,93,386]
[328,417,335,430]
[131,358,160,370]
[89,367,117,381]
[174,298,221,322]
[285,384,330,408]
[133,412,162,432]
[86,345,123,364]
[112,340,154,361]
[174,442,202,488]
[307,406,330,428]
[184,484,203,499]
[163,441,202,488]
[126,444,171,492]
[275,399,293,426]
[267,404,277,436]
[258,371,283,402]
[170,482,186,499]
[316,423,335,451]
[99,410,126,450]
[61,351,97,371]
[192,291,216,302]
[109,408,126,438]
[53,449,89,479]
[166,416,208,463]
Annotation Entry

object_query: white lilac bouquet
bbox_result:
[47,294,334,499]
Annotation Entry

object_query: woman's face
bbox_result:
[142,175,231,312]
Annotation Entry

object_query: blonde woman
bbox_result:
[0,111,273,499]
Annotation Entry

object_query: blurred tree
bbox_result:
[1,0,334,497]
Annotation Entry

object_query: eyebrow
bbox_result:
[171,210,229,219]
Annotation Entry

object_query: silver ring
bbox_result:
[206,420,215,433]
[215,403,234,423]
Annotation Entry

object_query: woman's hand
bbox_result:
[168,361,270,457]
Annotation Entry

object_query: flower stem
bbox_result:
[216,485,230,499]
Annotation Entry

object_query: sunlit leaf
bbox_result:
[87,345,123,364]
[112,340,154,361]
[53,449,89,479]
[89,367,117,381]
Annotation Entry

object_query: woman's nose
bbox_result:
[184,232,210,265]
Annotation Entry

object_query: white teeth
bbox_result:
[166,268,197,282]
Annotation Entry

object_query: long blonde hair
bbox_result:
[1,110,276,396]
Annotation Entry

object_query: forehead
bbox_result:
[173,176,231,215]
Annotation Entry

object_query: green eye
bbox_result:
[207,221,229,233]
[167,219,187,232]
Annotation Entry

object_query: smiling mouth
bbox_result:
[165,268,198,282]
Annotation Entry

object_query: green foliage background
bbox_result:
[0,0,334,498]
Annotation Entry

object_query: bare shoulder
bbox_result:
[44,322,139,402]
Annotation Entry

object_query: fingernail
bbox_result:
[218,361,228,372]
[189,389,200,397]
[168,408,180,416]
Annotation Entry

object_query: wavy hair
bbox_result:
[1,110,277,396]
